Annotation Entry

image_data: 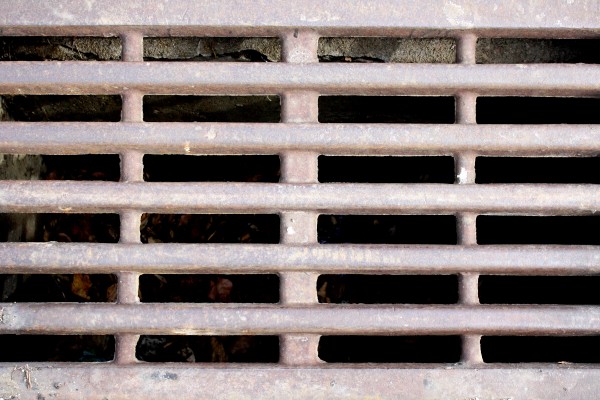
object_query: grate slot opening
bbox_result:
[136,335,279,363]
[476,38,600,64]
[0,213,120,243]
[143,155,280,182]
[476,97,600,124]
[140,214,280,244]
[477,216,600,245]
[318,215,457,244]
[139,274,279,303]
[143,37,281,62]
[318,96,455,123]
[317,37,456,63]
[1,95,122,122]
[318,336,461,363]
[317,275,458,304]
[318,156,455,183]
[476,157,600,184]
[0,335,115,362]
[0,36,121,61]
[479,276,600,305]
[0,274,117,302]
[143,95,280,122]
[482,336,600,363]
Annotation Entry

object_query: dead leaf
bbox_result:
[71,274,92,300]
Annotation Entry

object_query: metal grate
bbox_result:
[2,1,600,398]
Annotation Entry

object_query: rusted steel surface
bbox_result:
[1,364,599,400]
[2,303,600,335]
[1,63,600,96]
[3,122,600,156]
[2,243,600,275]
[1,181,600,214]
[2,0,600,34]
[2,0,600,398]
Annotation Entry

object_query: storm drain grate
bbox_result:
[2,1,600,398]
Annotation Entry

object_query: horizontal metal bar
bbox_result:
[1,63,600,95]
[1,181,600,214]
[2,303,600,335]
[3,122,600,156]
[2,0,600,34]
[2,364,600,400]
[2,243,600,275]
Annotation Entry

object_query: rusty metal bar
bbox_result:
[1,63,600,96]
[278,29,321,366]
[2,364,600,400]
[115,32,145,365]
[4,122,600,156]
[2,0,600,33]
[2,243,600,275]
[2,303,600,335]
[2,182,600,214]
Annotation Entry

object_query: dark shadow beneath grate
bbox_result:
[318,37,456,63]
[143,37,281,62]
[476,157,600,184]
[318,96,455,123]
[0,274,117,302]
[479,276,600,305]
[0,36,121,61]
[317,275,458,304]
[0,213,120,243]
[139,274,279,303]
[319,336,461,363]
[143,95,280,122]
[477,97,600,124]
[318,156,455,183]
[318,215,457,244]
[140,214,279,244]
[136,335,279,363]
[0,335,115,362]
[143,155,280,182]
[476,38,600,64]
[1,95,122,122]
[482,336,600,363]
[477,216,600,245]
[42,154,120,181]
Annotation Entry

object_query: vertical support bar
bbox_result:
[455,32,483,365]
[115,31,144,365]
[279,30,321,366]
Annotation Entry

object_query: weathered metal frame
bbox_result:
[1,1,600,398]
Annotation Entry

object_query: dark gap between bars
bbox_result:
[0,36,122,61]
[317,37,456,63]
[0,213,120,243]
[479,276,600,305]
[143,95,280,122]
[1,95,122,122]
[318,336,461,363]
[136,335,279,363]
[319,96,455,123]
[476,38,600,64]
[317,275,458,304]
[0,274,117,302]
[0,335,115,362]
[318,156,455,183]
[476,157,600,184]
[318,215,457,244]
[482,336,600,363]
[143,155,280,182]
[477,216,600,245]
[143,37,281,62]
[477,97,600,124]
[140,214,280,244]
[139,274,279,303]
